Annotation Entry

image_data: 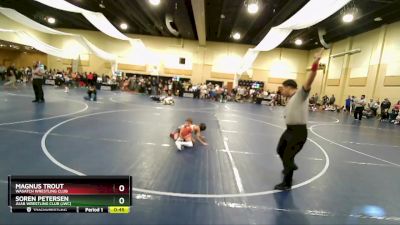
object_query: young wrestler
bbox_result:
[170,118,207,151]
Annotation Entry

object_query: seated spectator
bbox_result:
[368,99,380,117]
[322,95,329,106]
[309,95,317,111]
[324,104,337,111]
[389,100,400,123]
[394,114,400,125]
[329,94,336,106]
[394,100,400,111]
[363,107,374,119]
[380,98,391,121]
[314,93,320,106]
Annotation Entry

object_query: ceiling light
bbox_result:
[295,39,303,46]
[120,23,128,30]
[342,13,354,23]
[374,17,382,22]
[233,32,241,40]
[340,1,358,24]
[247,2,259,14]
[47,17,56,24]
[99,0,105,8]
[149,0,160,6]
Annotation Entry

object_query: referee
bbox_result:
[32,61,45,103]
[274,48,323,191]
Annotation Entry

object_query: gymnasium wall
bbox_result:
[0,49,47,68]
[308,21,400,106]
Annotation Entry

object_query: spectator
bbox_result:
[322,95,329,107]
[354,95,366,121]
[363,102,374,119]
[84,84,97,101]
[32,61,45,103]
[151,77,158,95]
[394,114,400,125]
[368,99,379,117]
[314,93,319,105]
[329,94,336,106]
[345,96,351,113]
[25,66,32,83]
[389,100,400,123]
[0,63,6,81]
[3,66,17,88]
[380,98,391,121]
[87,72,94,86]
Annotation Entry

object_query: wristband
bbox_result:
[311,63,319,72]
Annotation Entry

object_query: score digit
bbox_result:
[119,197,125,205]
[118,185,125,192]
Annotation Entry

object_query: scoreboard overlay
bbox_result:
[8,176,132,214]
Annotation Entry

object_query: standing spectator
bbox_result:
[345,96,351,113]
[380,98,391,121]
[354,95,366,120]
[87,72,94,86]
[32,61,45,103]
[0,63,6,81]
[16,68,24,83]
[350,96,356,112]
[64,73,72,93]
[146,80,152,95]
[200,83,207,99]
[151,77,158,95]
[193,84,201,99]
[25,66,32,83]
[4,65,17,88]
[178,81,184,97]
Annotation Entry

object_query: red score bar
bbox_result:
[60,183,130,195]
[25,183,131,195]
[8,176,131,195]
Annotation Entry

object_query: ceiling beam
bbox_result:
[191,0,206,46]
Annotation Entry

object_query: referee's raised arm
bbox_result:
[303,48,324,92]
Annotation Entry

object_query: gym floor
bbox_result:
[1,85,400,225]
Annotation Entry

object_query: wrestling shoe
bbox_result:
[274,182,292,191]
[175,141,182,151]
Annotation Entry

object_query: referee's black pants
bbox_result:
[277,125,307,185]
[32,78,44,101]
